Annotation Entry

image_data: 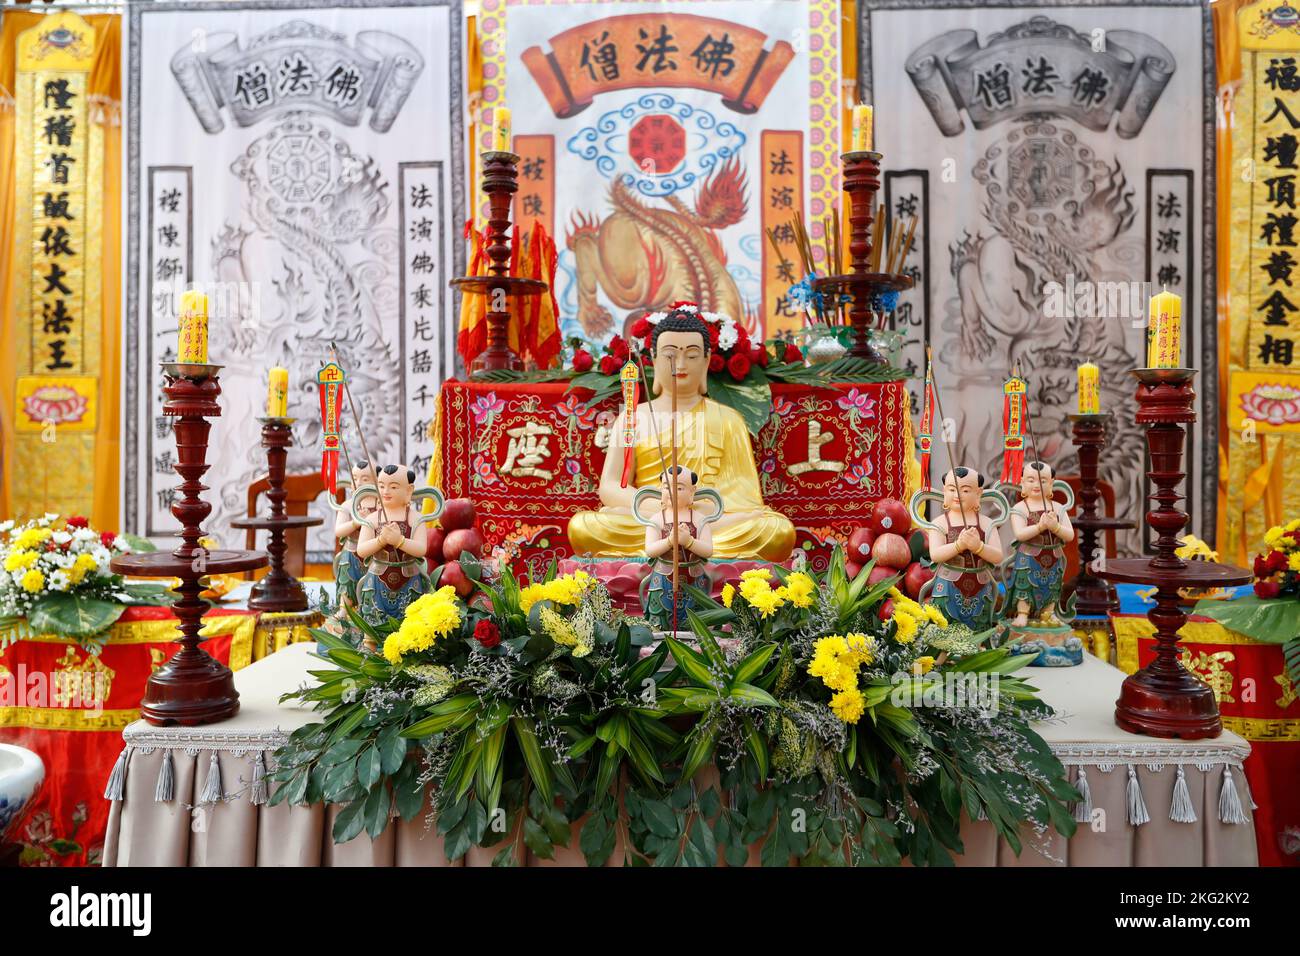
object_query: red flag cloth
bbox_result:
[1000,376,1027,484]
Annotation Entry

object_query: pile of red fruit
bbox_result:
[845,497,935,600]
[425,498,484,597]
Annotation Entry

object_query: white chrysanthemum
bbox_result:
[48,569,71,592]
[40,513,57,525]
[72,527,97,543]
[92,546,112,565]
[716,318,738,351]
[111,537,128,551]
[0,570,10,588]
[52,531,72,545]
[50,551,75,570]
[0,520,13,534]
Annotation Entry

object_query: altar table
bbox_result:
[1110,585,1298,868]
[432,379,914,569]
[0,583,324,866]
[101,642,1258,867]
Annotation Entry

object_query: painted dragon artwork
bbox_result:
[948,120,1148,549]
[567,156,751,339]
[210,113,403,554]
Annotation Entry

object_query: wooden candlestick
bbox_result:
[111,364,267,726]
[452,151,546,373]
[230,418,323,613]
[812,150,912,364]
[1065,412,1132,619]
[1098,369,1251,739]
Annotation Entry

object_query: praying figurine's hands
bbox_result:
[957,527,982,554]
[675,523,695,551]
[1040,509,1060,532]
[379,523,404,547]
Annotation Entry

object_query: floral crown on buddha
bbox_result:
[641,301,740,352]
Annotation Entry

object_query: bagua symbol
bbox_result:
[49,886,152,936]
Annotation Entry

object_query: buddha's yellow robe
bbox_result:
[567,399,795,562]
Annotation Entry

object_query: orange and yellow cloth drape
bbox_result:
[0,10,121,531]
[1217,0,1300,563]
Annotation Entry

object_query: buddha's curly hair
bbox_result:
[650,310,711,355]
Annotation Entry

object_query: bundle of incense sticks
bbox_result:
[868,203,918,275]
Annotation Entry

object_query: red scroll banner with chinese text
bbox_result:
[435,380,913,570]
[12,12,102,519]
[520,13,794,118]
[316,361,345,494]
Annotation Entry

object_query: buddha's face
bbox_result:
[653,329,709,397]
[942,470,982,513]
[1020,465,1051,502]
[377,467,414,510]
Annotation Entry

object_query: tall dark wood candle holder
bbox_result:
[452,150,546,373]
[1098,369,1251,739]
[110,364,267,726]
[812,150,912,364]
[230,418,322,613]
[1065,412,1133,618]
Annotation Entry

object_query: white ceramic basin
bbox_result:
[0,744,45,842]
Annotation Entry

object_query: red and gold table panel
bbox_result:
[1113,613,1299,868]
[434,379,915,568]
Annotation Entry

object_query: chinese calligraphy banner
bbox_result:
[435,379,913,569]
[125,0,465,559]
[478,0,841,343]
[10,12,103,519]
[862,0,1215,552]
[1224,1,1300,561]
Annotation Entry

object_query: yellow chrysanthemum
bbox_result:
[1290,552,1300,573]
[739,576,774,603]
[519,582,548,613]
[829,687,866,724]
[4,550,39,572]
[843,632,875,667]
[539,606,592,657]
[1264,526,1286,550]
[912,656,936,676]
[74,552,99,573]
[13,527,51,550]
[539,571,593,607]
[1286,518,1300,533]
[922,604,947,627]
[382,634,403,665]
[740,567,772,581]
[384,587,463,662]
[783,572,815,608]
[746,586,786,618]
[68,566,86,586]
[20,569,45,593]
[892,610,919,644]
[721,583,735,608]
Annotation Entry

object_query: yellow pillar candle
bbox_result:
[177,289,208,364]
[1147,289,1182,368]
[852,104,873,152]
[1077,362,1100,414]
[267,366,289,418]
[491,106,512,152]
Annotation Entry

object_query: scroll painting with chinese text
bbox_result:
[1225,1,1300,561]
[477,0,841,343]
[861,0,1215,552]
[125,0,465,559]
[11,12,103,520]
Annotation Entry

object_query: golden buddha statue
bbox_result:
[567,309,795,562]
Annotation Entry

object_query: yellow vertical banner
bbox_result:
[1226,2,1300,560]
[9,12,100,519]
[761,130,805,337]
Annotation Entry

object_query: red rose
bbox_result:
[609,335,630,361]
[599,355,620,376]
[708,324,721,352]
[749,344,769,368]
[66,515,89,529]
[1255,580,1281,599]
[473,619,501,649]
[630,317,651,338]
[727,353,752,381]
[1254,554,1269,578]
[1265,550,1289,575]
[733,326,750,353]
[708,354,725,373]
[100,531,117,549]
[783,343,803,363]
[572,349,594,373]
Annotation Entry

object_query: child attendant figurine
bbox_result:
[1001,461,1083,666]
[356,464,432,627]
[917,467,1007,631]
[332,459,378,613]
[641,466,715,632]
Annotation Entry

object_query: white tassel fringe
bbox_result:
[1126,766,1150,826]
[1072,768,1093,823]
[154,748,175,803]
[1170,766,1197,823]
[1218,765,1249,825]
[103,746,129,801]
[199,752,224,804]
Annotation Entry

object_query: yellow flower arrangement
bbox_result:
[539,605,592,658]
[519,571,594,614]
[20,568,45,593]
[740,567,772,582]
[721,583,735,608]
[383,586,462,664]
[808,633,876,723]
